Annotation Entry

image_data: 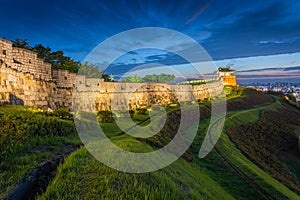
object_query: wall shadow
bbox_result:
[9,93,24,106]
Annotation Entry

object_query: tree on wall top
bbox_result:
[12,38,31,50]
[79,62,114,81]
[12,38,80,73]
[121,73,175,83]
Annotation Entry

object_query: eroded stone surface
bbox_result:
[0,38,224,111]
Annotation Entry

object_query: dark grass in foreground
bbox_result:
[38,88,299,199]
[0,106,81,198]
[1,88,300,199]
[37,147,233,200]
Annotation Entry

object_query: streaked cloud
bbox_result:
[185,2,210,25]
[258,40,284,44]
[0,0,299,77]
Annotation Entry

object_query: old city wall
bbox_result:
[0,38,53,81]
[0,38,224,111]
[74,78,224,112]
[0,63,73,109]
[0,38,75,109]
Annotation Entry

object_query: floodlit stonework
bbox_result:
[0,38,224,111]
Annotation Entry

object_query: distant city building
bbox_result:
[217,66,237,86]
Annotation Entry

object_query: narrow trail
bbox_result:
[5,109,169,200]
[4,145,80,200]
[226,95,277,120]
[207,110,275,200]
[215,146,274,200]
[121,104,276,199]
[117,104,276,199]
[115,106,184,136]
[4,109,170,200]
[7,100,278,200]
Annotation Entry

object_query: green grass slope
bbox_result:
[38,147,233,200]
[38,88,300,199]
[2,87,300,199]
[38,106,233,199]
[0,106,81,198]
[214,88,300,199]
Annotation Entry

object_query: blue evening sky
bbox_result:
[1,0,300,75]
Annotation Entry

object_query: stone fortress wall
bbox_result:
[0,38,224,111]
[74,78,223,111]
[0,38,75,109]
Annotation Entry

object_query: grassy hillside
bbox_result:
[1,87,300,199]
[226,101,300,194]
[216,88,300,199]
[0,106,81,198]
[37,147,233,200]
[36,88,299,199]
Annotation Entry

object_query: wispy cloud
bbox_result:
[258,40,284,44]
[1,0,300,63]
[185,2,209,25]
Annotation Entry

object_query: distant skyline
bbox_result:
[1,0,300,74]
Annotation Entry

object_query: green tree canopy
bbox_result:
[101,74,114,82]
[121,73,175,83]
[50,51,79,73]
[79,62,104,78]
[78,62,114,81]
[12,38,31,50]
[12,38,80,73]
[143,73,175,83]
[31,44,52,62]
[121,74,144,83]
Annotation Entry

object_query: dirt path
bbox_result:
[4,145,80,200]
[124,104,276,199]
[207,115,274,200]
[215,147,274,200]
[10,100,278,200]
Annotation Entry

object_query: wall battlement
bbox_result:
[74,77,224,112]
[0,38,225,111]
[0,38,76,84]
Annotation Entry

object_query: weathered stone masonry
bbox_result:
[0,38,75,109]
[0,38,224,111]
[74,78,223,111]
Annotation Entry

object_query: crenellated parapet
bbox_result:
[52,69,76,88]
[1,39,52,81]
[74,79,224,112]
[0,38,225,111]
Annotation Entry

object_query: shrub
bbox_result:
[50,108,73,120]
[129,110,134,118]
[110,110,135,119]
[0,106,76,155]
[136,108,148,115]
[97,111,114,123]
